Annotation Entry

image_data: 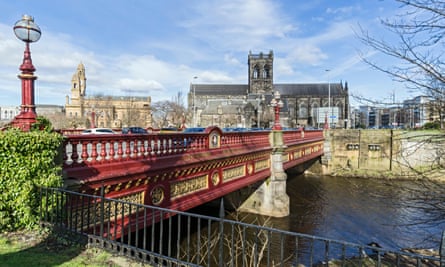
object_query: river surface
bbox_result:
[265,174,445,251]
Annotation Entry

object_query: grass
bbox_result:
[0,228,148,267]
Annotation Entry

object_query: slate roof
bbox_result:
[194,84,248,96]
[193,82,347,97]
[275,83,347,97]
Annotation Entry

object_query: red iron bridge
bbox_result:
[61,127,324,237]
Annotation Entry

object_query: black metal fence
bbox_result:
[39,187,445,266]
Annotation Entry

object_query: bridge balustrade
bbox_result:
[62,129,273,167]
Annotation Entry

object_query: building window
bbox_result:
[253,66,260,79]
[299,104,307,117]
[263,65,270,78]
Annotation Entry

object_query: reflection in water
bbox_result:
[268,174,445,251]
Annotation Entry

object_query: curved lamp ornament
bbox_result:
[10,15,41,131]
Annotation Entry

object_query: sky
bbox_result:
[0,0,414,108]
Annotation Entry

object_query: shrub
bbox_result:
[0,127,64,231]
[422,121,441,129]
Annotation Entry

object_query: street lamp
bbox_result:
[192,76,198,127]
[270,91,283,130]
[325,69,331,129]
[256,94,265,128]
[11,15,41,131]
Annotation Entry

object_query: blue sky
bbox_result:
[0,0,412,107]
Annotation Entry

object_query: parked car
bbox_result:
[182,127,206,133]
[122,127,148,134]
[81,128,116,135]
[160,127,180,133]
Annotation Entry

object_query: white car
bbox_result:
[81,128,116,135]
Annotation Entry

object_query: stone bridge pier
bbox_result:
[239,130,289,217]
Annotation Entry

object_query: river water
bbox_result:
[266,174,445,251]
[162,174,445,265]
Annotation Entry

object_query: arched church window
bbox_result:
[263,65,270,78]
[73,83,77,89]
[298,104,307,117]
[311,103,319,118]
[253,65,260,79]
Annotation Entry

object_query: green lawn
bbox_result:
[0,229,148,267]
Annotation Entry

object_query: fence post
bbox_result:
[218,198,225,267]
[100,184,105,239]
[440,230,445,267]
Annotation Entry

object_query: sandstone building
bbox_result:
[189,51,350,129]
[65,63,152,128]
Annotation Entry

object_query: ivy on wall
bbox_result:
[0,124,64,231]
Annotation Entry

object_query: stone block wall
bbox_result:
[322,129,444,177]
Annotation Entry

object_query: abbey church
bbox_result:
[65,63,152,128]
[190,51,350,128]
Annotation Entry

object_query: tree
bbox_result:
[357,0,445,243]
[357,0,445,128]
[151,92,187,128]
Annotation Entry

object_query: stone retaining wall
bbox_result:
[320,129,444,178]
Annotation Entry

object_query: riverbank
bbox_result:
[321,166,445,182]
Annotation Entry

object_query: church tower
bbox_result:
[71,62,87,100]
[248,50,274,94]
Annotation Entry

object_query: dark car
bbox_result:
[182,127,205,133]
[122,127,148,134]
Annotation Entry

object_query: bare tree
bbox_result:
[356,0,445,243]
[357,0,445,127]
[151,92,187,128]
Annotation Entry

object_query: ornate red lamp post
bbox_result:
[270,91,283,130]
[10,15,41,131]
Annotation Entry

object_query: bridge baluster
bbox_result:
[125,140,131,158]
[139,140,146,159]
[147,139,153,156]
[81,142,88,162]
[155,137,161,155]
[195,136,201,151]
[62,140,68,164]
[109,140,115,161]
[91,141,99,163]
[70,141,79,164]
[117,140,123,161]
[132,139,139,158]
[100,141,107,162]
[164,138,169,155]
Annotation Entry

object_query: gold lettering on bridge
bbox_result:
[223,165,245,182]
[170,175,209,199]
[255,159,269,172]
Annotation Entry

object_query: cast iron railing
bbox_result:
[40,187,445,266]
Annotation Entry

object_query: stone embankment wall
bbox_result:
[318,129,444,178]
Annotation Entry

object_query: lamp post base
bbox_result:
[10,111,37,131]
